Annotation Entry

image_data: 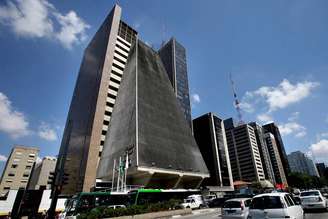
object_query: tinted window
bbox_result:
[251,196,283,209]
[300,191,319,197]
[223,201,241,208]
[245,199,252,207]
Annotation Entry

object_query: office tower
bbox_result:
[249,122,276,184]
[0,146,39,196]
[263,123,290,175]
[193,113,234,191]
[316,163,326,177]
[29,157,56,190]
[264,133,288,186]
[97,40,209,189]
[158,38,192,129]
[224,119,265,182]
[288,151,320,177]
[55,4,137,196]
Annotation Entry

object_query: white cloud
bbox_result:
[54,11,90,49]
[0,92,30,138]
[191,94,201,105]
[0,154,7,162]
[0,0,89,48]
[38,122,57,141]
[241,79,319,113]
[278,121,306,138]
[256,113,273,124]
[310,139,328,162]
[239,101,255,113]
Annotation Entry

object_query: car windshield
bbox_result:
[223,201,241,208]
[300,191,319,197]
[250,196,283,209]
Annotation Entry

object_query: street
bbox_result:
[173,208,328,219]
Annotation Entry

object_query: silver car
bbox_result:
[300,190,328,210]
[222,198,252,219]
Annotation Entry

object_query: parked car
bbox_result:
[180,195,205,209]
[204,194,217,205]
[222,198,252,219]
[300,190,328,211]
[107,205,126,209]
[208,197,227,208]
[247,193,304,219]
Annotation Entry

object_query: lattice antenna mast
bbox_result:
[229,73,244,125]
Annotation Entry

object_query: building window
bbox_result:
[16,152,22,155]
[100,140,105,146]
[103,120,109,126]
[23,173,29,177]
[102,130,107,135]
[6,180,13,183]
[21,180,27,183]
[8,173,15,177]
[25,165,32,170]
[3,187,10,190]
[11,164,18,168]
[29,153,35,158]
[13,158,20,162]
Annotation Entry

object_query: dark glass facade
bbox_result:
[158,38,192,129]
[193,113,233,189]
[263,123,290,176]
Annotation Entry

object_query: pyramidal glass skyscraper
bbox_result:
[55,5,137,196]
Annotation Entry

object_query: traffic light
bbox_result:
[48,171,55,185]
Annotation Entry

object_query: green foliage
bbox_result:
[287,172,328,189]
[79,199,183,218]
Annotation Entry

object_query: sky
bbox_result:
[0,0,328,173]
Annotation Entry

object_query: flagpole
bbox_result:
[111,159,116,192]
[124,153,128,192]
[117,156,121,192]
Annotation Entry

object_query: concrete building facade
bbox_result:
[224,120,265,183]
[97,40,209,189]
[0,146,39,196]
[249,122,276,185]
[29,157,56,190]
[158,38,192,129]
[193,113,234,192]
[55,4,137,196]
[264,133,288,186]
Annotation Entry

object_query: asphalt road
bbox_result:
[174,208,328,219]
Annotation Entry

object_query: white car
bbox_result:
[247,193,304,219]
[222,198,252,219]
[300,190,328,210]
[180,195,205,209]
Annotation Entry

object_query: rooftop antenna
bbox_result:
[229,73,244,125]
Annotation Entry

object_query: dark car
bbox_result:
[208,197,227,208]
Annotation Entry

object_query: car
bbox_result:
[208,197,226,208]
[204,194,217,204]
[180,195,205,209]
[247,193,304,219]
[300,190,328,211]
[222,198,252,219]
[107,205,126,209]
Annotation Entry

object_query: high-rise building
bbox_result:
[264,133,288,186]
[158,38,192,129]
[316,163,326,178]
[193,113,234,191]
[288,151,319,177]
[29,157,56,190]
[0,146,39,196]
[55,4,137,196]
[97,40,209,189]
[249,122,275,184]
[263,123,290,176]
[224,119,265,182]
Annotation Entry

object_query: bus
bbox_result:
[60,191,128,218]
[127,188,201,205]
